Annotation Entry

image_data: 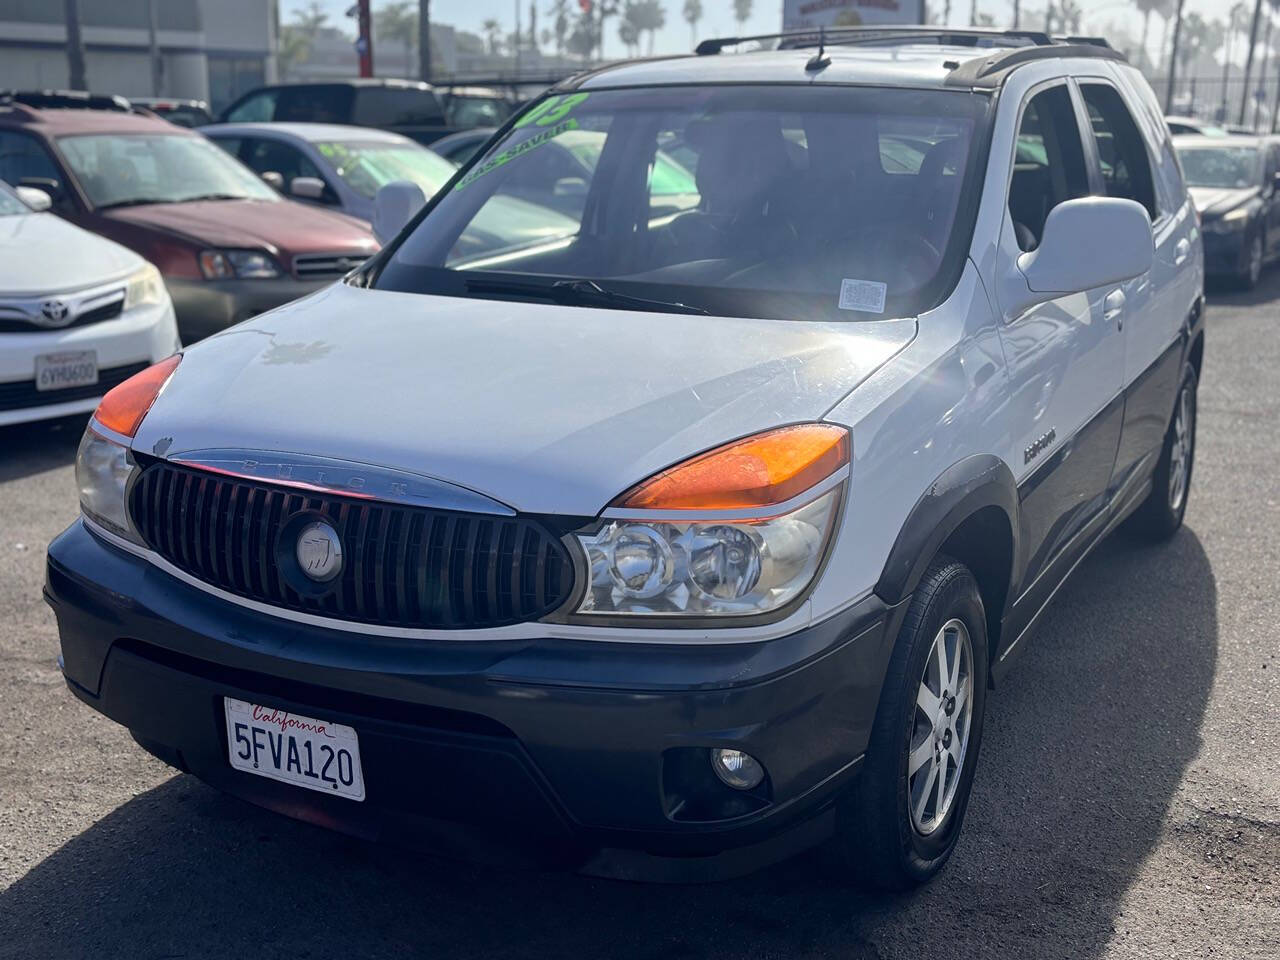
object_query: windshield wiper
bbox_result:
[95,197,164,210]
[178,193,250,203]
[465,277,708,315]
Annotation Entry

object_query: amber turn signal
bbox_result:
[615,423,850,511]
[94,354,181,438]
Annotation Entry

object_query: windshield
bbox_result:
[316,140,458,199]
[375,85,989,320]
[57,133,279,208]
[0,183,28,216]
[1177,146,1262,189]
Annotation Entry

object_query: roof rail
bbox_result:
[944,42,1126,87]
[0,89,132,112]
[1054,35,1113,49]
[695,26,1055,56]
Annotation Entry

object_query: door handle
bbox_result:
[1174,238,1190,265]
[1103,288,1126,328]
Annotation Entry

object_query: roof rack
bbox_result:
[0,89,132,112]
[695,26,1063,56]
[943,42,1125,87]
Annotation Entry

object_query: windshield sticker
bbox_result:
[838,278,888,314]
[513,92,590,129]
[453,117,580,191]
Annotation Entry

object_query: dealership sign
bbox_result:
[782,0,924,30]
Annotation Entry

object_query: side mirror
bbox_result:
[372,180,426,245]
[260,170,285,190]
[289,175,327,200]
[15,186,52,211]
[1003,197,1153,319]
[19,176,62,200]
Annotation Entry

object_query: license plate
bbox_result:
[223,698,366,801]
[35,350,98,392]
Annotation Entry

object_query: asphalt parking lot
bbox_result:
[2,279,1278,960]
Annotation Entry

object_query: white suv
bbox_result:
[48,30,1203,889]
[0,180,179,426]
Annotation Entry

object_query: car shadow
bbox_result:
[0,529,1216,959]
[0,414,86,483]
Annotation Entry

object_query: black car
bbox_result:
[219,79,452,145]
[1174,134,1280,288]
[131,97,214,128]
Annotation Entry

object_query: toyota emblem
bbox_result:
[295,521,343,582]
[40,299,70,324]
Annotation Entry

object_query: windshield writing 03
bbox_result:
[375,85,989,321]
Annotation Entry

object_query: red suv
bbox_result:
[0,90,378,341]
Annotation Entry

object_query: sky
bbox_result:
[282,0,1242,69]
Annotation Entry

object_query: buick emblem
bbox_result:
[40,299,70,325]
[295,521,343,582]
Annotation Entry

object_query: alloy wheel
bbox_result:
[1168,383,1193,511]
[907,618,974,836]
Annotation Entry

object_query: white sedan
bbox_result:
[0,180,180,427]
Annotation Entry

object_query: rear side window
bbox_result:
[355,87,444,127]
[224,89,278,123]
[241,138,324,184]
[1080,83,1157,221]
[0,130,62,186]
[1008,85,1090,251]
[276,86,354,123]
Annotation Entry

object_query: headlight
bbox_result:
[568,424,849,621]
[123,262,165,309]
[76,427,141,543]
[573,487,840,617]
[198,249,281,279]
[1204,206,1252,232]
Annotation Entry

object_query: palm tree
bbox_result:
[683,0,702,45]
[482,17,504,55]
[633,0,665,54]
[547,0,571,57]
[1135,0,1168,71]
[1165,0,1188,112]
[733,0,751,31]
[619,1,642,56]
[375,1,417,77]
[1240,0,1266,123]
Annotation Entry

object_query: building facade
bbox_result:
[0,0,277,112]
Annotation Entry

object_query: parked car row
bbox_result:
[1172,133,1280,288]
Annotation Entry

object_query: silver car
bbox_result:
[54,29,1204,890]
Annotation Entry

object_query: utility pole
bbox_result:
[418,0,431,81]
[354,0,374,78]
[64,0,87,90]
[1013,0,1020,29]
[147,0,162,96]
[1165,0,1187,114]
[515,0,522,76]
[1241,0,1264,124]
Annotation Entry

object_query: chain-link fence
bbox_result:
[1146,75,1280,133]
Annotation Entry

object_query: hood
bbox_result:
[1189,185,1259,220]
[103,198,377,260]
[135,283,916,515]
[0,212,141,296]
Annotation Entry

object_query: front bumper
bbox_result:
[165,277,332,342]
[46,519,901,880]
[1200,225,1250,276]
[0,298,180,427]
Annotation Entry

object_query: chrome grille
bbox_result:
[128,461,576,630]
[292,253,370,280]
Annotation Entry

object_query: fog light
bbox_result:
[710,748,765,790]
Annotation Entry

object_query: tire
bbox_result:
[1238,232,1264,290]
[830,557,988,891]
[1126,363,1197,541]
